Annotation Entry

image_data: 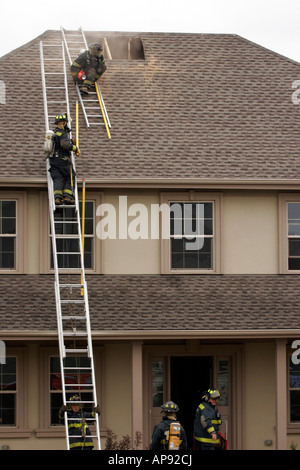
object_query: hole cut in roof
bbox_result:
[103,36,145,60]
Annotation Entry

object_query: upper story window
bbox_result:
[0,193,26,273]
[170,202,213,269]
[50,201,94,270]
[287,202,300,270]
[0,201,16,269]
[161,192,222,274]
[40,191,101,274]
[279,194,300,273]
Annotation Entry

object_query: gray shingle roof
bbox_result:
[1,30,300,181]
[1,274,299,333]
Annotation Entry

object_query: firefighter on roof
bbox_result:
[149,401,187,451]
[71,43,106,96]
[59,395,101,450]
[49,113,80,205]
[193,389,222,450]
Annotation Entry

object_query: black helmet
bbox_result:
[161,401,179,413]
[53,112,69,124]
[203,389,220,401]
[69,394,80,402]
[89,43,103,56]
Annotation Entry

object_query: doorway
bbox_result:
[170,356,212,450]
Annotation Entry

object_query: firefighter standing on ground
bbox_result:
[59,395,101,450]
[49,113,80,205]
[71,43,106,96]
[193,389,222,450]
[149,401,188,450]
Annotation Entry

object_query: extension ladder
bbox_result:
[40,39,101,450]
[61,26,111,137]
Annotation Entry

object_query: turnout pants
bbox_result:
[49,157,74,203]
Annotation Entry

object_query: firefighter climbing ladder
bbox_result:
[40,39,101,450]
[61,26,111,138]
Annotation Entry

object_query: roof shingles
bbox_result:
[0,30,300,180]
[1,274,299,332]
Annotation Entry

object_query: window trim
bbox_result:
[288,345,300,433]
[0,348,30,438]
[40,191,102,274]
[37,347,103,437]
[279,194,300,274]
[0,192,26,274]
[160,192,222,274]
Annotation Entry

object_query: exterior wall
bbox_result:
[102,343,132,441]
[24,188,280,276]
[100,189,280,275]
[243,342,276,450]
[101,190,161,274]
[222,191,278,274]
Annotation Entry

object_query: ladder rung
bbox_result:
[65,348,88,353]
[46,86,66,89]
[63,366,91,370]
[59,284,84,288]
[64,383,91,387]
[54,220,77,223]
[43,44,63,47]
[56,252,80,255]
[55,234,80,238]
[61,299,85,304]
[65,400,94,404]
[63,332,88,337]
[44,72,65,75]
[62,315,86,320]
[44,58,64,61]
[58,268,82,273]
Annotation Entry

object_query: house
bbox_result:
[0,28,300,450]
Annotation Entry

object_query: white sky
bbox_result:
[1,0,300,63]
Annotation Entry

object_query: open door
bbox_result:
[171,356,212,450]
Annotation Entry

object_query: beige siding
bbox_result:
[243,342,276,449]
[223,192,278,274]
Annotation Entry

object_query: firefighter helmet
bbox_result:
[69,394,80,402]
[203,389,220,401]
[53,113,69,124]
[161,401,179,413]
[89,42,103,56]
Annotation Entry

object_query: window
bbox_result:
[0,358,16,426]
[40,191,101,274]
[0,349,29,437]
[289,354,300,422]
[0,193,26,273]
[161,192,222,274]
[170,201,213,269]
[152,361,164,407]
[0,201,16,269]
[279,194,300,273]
[287,202,300,270]
[50,356,94,426]
[50,202,94,270]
